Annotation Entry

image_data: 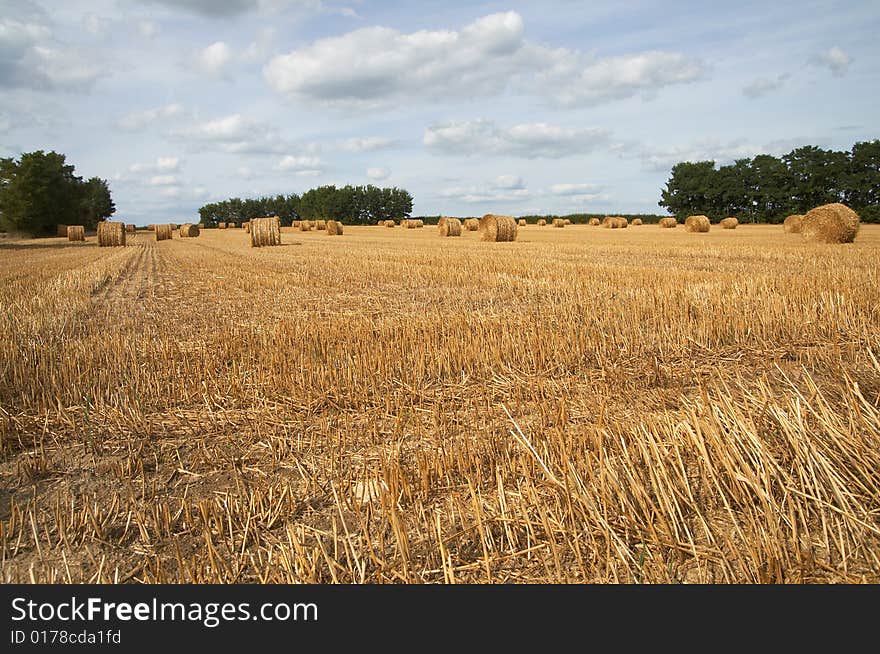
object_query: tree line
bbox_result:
[0,151,115,235]
[659,140,880,223]
[198,185,413,227]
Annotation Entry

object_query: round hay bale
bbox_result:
[327,220,344,235]
[632,218,643,226]
[479,214,518,242]
[292,220,301,228]
[614,217,628,228]
[56,224,68,237]
[439,218,462,237]
[406,219,422,229]
[125,224,136,233]
[589,218,600,226]
[684,215,710,232]
[801,203,860,243]
[244,222,251,233]
[719,217,738,229]
[299,221,312,232]
[659,217,677,228]
[602,216,616,229]
[414,219,424,228]
[147,224,155,231]
[250,216,282,247]
[537,218,547,227]
[385,220,396,227]
[218,222,227,229]
[97,221,126,247]
[563,218,572,225]
[400,219,410,228]
[155,223,173,241]
[464,218,479,231]
[180,223,200,238]
[518,218,527,227]
[67,225,85,242]
[552,218,565,228]
[783,214,804,233]
[316,220,327,230]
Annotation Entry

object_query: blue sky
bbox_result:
[1,0,877,224]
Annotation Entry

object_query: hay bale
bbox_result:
[602,216,617,229]
[147,224,155,231]
[464,218,479,231]
[97,221,126,247]
[316,220,327,230]
[552,218,565,228]
[537,218,547,227]
[400,219,410,228]
[385,220,396,227]
[327,220,344,236]
[614,217,628,228]
[218,222,227,229]
[632,218,643,226]
[250,216,282,247]
[244,222,251,233]
[405,219,423,229]
[659,217,677,228]
[125,224,136,233]
[376,220,384,226]
[684,215,710,232]
[56,224,68,237]
[155,223,173,241]
[518,218,527,227]
[299,221,312,232]
[589,218,600,226]
[180,223,200,237]
[67,225,85,242]
[414,219,424,228]
[783,214,804,233]
[171,223,178,230]
[719,217,738,229]
[439,218,462,237]
[801,203,860,243]
[563,218,572,225]
[479,214,518,242]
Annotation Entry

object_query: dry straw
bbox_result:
[385,220,396,227]
[97,221,126,247]
[685,215,711,232]
[659,217,677,228]
[538,218,547,226]
[783,214,804,233]
[563,218,572,225]
[155,224,173,241]
[589,218,600,226]
[147,224,155,231]
[464,218,479,231]
[518,218,527,227]
[316,220,327,230]
[244,222,251,234]
[439,218,462,237]
[218,222,227,229]
[125,224,136,233]
[800,203,860,243]
[300,221,312,232]
[251,216,282,247]
[632,218,643,226]
[400,219,410,228]
[720,217,739,229]
[408,219,424,228]
[479,214,518,242]
[327,220,344,236]
[180,223,200,238]
[67,225,85,242]
[615,217,628,228]
[552,218,565,228]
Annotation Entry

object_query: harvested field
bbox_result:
[1,224,879,584]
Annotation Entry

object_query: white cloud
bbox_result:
[438,184,531,204]
[264,11,702,109]
[243,27,277,62]
[129,157,181,174]
[812,46,851,77]
[117,103,185,130]
[338,137,395,152]
[137,20,159,39]
[366,167,390,180]
[492,175,525,189]
[424,119,610,158]
[195,41,233,77]
[173,114,283,153]
[550,183,603,196]
[83,14,108,36]
[617,138,761,172]
[237,166,255,179]
[136,0,322,16]
[743,74,788,99]
[148,174,180,186]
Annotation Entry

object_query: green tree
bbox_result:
[79,177,115,228]
[0,150,90,235]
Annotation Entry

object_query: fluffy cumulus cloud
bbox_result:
[0,13,103,90]
[264,11,702,109]
[136,0,323,17]
[129,157,181,174]
[173,113,283,153]
[812,46,852,77]
[117,103,185,130]
[424,119,610,158]
[366,167,390,180]
[492,175,525,190]
[742,74,789,99]
[549,183,603,196]
[278,154,323,176]
[438,182,530,204]
[195,41,233,77]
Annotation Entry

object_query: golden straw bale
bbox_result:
[684,215,711,232]
[147,224,155,231]
[479,214,518,242]
[518,218,527,227]
[589,218,600,226]
[97,221,126,247]
[719,217,738,229]
[244,222,251,233]
[316,220,327,230]
[632,218,643,226]
[538,218,547,226]
[125,224,136,233]
[563,218,571,225]
[218,222,227,229]
[180,223,200,237]
[327,220,344,235]
[385,220,396,227]
[552,218,565,228]
[783,214,804,233]
[614,217,628,228]
[67,225,85,242]
[250,216,282,247]
[155,224,173,241]
[465,218,479,231]
[439,218,462,237]
[659,217,677,228]
[800,203,860,243]
[400,219,410,228]
[299,221,312,232]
